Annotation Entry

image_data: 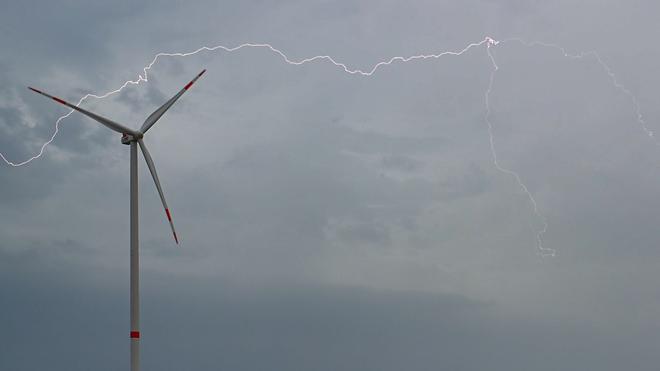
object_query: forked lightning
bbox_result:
[3,36,654,257]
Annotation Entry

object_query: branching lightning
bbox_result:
[2,35,654,256]
[502,37,655,143]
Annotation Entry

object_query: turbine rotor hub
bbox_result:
[121,132,143,145]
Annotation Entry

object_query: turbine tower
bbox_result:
[29,69,206,371]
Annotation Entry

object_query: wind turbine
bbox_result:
[28,69,206,371]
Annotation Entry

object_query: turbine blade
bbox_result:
[28,87,138,135]
[140,69,206,134]
[138,139,179,244]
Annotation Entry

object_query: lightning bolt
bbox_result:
[0,38,489,167]
[502,37,655,143]
[1,36,653,257]
[482,37,656,257]
[484,38,554,257]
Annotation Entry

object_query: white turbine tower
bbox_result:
[29,69,206,371]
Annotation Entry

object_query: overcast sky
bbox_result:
[2,1,660,370]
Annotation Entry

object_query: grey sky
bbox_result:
[2,1,660,370]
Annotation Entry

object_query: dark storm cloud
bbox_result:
[2,274,656,371]
[0,105,27,155]
[115,78,169,114]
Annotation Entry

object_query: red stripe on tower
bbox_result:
[130,331,140,339]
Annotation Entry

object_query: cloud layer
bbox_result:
[2,1,660,369]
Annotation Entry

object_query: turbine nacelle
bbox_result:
[121,132,144,145]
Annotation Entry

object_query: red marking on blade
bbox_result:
[165,208,172,221]
[53,97,67,105]
[130,331,140,339]
[184,81,194,90]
